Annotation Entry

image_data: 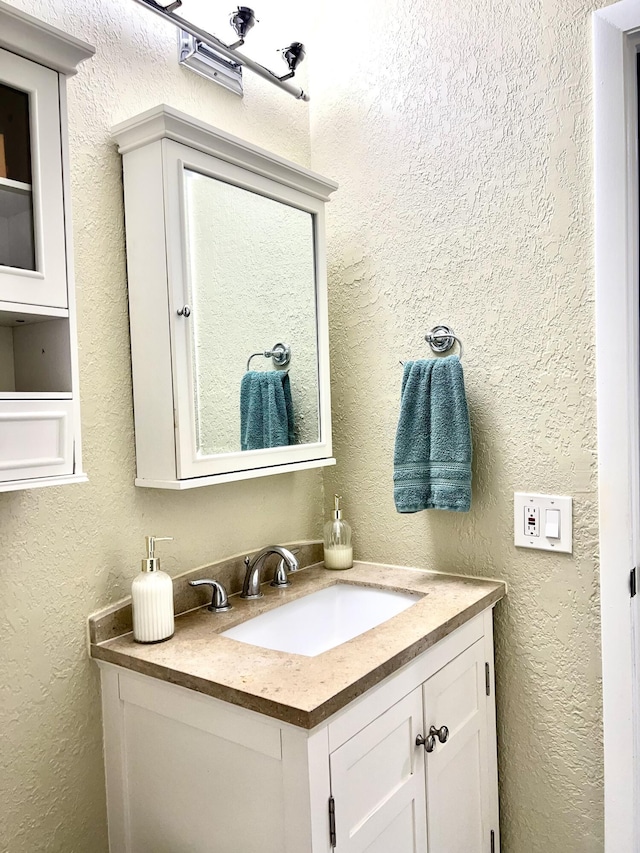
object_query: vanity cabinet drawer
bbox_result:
[0,399,73,481]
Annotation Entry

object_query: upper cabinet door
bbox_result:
[164,140,331,480]
[0,49,67,309]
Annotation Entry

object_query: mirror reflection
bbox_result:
[183,169,320,456]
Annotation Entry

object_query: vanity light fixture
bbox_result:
[132,0,309,100]
[228,6,257,49]
[279,42,305,81]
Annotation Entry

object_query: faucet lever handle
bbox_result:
[189,579,232,613]
[271,549,301,588]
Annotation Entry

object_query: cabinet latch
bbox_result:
[329,795,336,847]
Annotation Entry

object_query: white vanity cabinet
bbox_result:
[0,3,93,491]
[98,609,500,853]
[331,639,494,852]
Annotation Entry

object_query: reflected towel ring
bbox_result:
[246,342,292,372]
[400,325,463,366]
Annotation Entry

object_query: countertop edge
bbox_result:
[90,581,505,729]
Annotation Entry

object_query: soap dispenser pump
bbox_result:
[323,495,353,570]
[132,536,175,643]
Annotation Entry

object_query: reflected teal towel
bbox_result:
[394,356,471,512]
[240,370,295,451]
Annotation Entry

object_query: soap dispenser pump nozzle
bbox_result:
[333,494,343,521]
[142,535,173,572]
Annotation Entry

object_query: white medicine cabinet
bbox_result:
[0,2,94,491]
[112,106,338,489]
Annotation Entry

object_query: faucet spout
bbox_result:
[240,545,299,599]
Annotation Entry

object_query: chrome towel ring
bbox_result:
[246,342,292,372]
[425,325,463,359]
[400,325,463,366]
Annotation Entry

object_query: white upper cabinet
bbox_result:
[113,106,338,489]
[0,1,94,491]
[0,49,66,309]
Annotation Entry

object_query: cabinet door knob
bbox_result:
[431,724,449,744]
[416,733,436,753]
[177,305,191,317]
[416,725,449,753]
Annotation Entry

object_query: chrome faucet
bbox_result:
[240,545,300,599]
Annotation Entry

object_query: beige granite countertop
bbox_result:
[90,561,504,729]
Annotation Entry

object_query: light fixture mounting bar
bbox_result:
[132,0,309,101]
[179,32,243,96]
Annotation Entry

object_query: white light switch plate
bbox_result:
[513,493,573,553]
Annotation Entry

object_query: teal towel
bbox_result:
[240,370,295,451]
[394,356,471,513]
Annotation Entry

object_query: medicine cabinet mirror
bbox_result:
[112,106,338,488]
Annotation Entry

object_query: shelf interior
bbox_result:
[0,313,72,394]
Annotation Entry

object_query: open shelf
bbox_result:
[0,315,72,394]
[0,302,68,322]
[0,179,34,270]
[0,176,31,193]
[0,390,72,400]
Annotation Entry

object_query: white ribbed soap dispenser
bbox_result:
[323,495,353,570]
[132,536,175,643]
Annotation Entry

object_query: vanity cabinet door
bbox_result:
[329,687,428,853]
[422,640,496,853]
[0,49,67,309]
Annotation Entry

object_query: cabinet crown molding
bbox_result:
[0,0,95,76]
[111,104,339,202]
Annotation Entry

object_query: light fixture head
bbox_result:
[278,42,305,80]
[230,6,257,42]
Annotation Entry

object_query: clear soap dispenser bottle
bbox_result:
[323,495,353,570]
[132,536,175,643]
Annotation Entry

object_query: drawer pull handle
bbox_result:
[416,725,449,753]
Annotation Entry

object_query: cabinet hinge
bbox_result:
[631,568,637,598]
[485,662,491,696]
[329,796,336,847]
[491,829,495,853]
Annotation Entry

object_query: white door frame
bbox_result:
[594,3,640,850]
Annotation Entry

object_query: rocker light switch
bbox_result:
[545,509,560,539]
[514,493,572,553]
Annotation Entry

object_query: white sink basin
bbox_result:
[221,583,421,657]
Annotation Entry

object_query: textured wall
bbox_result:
[0,0,615,849]
[308,0,604,850]
[0,2,320,851]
